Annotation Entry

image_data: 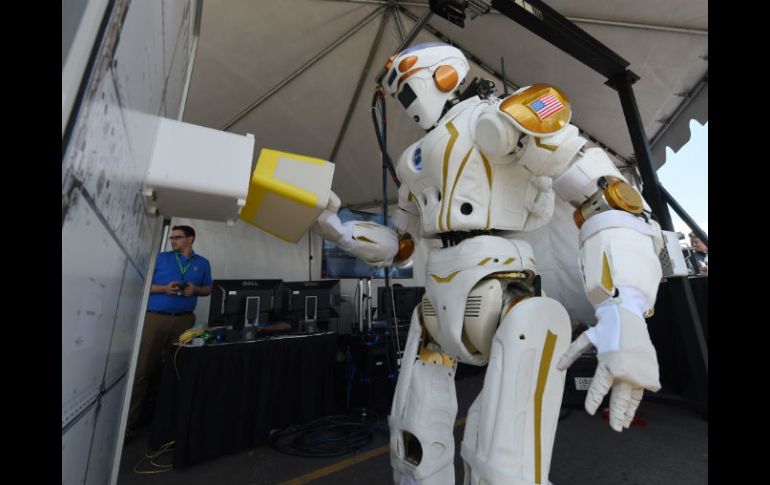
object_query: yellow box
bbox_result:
[240,148,335,242]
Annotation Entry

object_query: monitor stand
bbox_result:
[299,295,319,333]
[299,319,319,333]
[245,296,261,327]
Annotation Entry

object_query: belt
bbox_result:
[148,311,193,316]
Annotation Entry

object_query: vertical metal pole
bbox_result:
[308,232,313,281]
[358,279,365,332]
[611,72,708,418]
[366,278,373,331]
[610,71,673,230]
[380,92,392,291]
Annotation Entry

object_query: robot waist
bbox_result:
[437,230,503,247]
[423,235,537,366]
[427,235,537,276]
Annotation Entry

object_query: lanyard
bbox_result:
[174,253,194,278]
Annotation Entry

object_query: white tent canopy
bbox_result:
[183,0,708,206]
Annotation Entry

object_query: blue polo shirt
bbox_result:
[148,251,212,313]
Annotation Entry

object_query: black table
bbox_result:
[646,276,708,412]
[149,332,337,468]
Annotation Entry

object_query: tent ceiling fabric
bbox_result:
[184,0,707,207]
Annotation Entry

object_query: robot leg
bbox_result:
[461,297,571,485]
[389,306,458,485]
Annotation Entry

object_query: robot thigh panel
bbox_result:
[461,297,570,485]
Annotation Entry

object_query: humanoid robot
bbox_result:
[312,42,664,485]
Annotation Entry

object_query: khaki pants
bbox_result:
[128,311,195,428]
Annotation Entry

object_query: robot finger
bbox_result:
[609,381,633,432]
[622,386,644,429]
[585,361,612,416]
[556,332,593,371]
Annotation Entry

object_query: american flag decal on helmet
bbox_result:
[529,94,564,120]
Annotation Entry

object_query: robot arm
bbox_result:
[389,183,422,268]
[550,131,664,432]
[473,84,663,430]
[551,142,664,311]
[313,189,418,269]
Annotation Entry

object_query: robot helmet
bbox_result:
[382,42,470,130]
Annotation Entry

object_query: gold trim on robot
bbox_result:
[499,84,571,135]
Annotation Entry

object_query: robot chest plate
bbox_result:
[399,116,543,234]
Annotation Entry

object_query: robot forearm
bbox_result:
[578,214,663,315]
[313,192,415,268]
[552,145,664,312]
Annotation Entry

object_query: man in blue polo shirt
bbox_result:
[128,224,212,431]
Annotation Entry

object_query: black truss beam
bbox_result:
[490,0,638,84]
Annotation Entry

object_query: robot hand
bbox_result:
[556,286,660,432]
[314,207,398,268]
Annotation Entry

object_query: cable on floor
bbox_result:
[133,441,175,474]
[269,411,378,458]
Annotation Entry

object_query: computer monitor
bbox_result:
[208,279,286,330]
[284,280,341,325]
[378,286,425,321]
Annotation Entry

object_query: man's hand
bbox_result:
[699,266,708,276]
[183,283,196,297]
[556,289,660,432]
[165,282,180,295]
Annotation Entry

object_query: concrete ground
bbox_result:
[117,371,707,485]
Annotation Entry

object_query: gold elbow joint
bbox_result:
[394,233,415,264]
[605,179,643,213]
[574,178,643,229]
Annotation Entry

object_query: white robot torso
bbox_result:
[392,91,583,366]
[395,95,569,236]
[390,83,659,370]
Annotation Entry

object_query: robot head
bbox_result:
[382,42,470,130]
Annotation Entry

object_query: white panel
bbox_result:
[62,67,154,273]
[62,0,111,135]
[62,1,194,484]
[110,0,170,270]
[62,405,96,485]
[103,259,144,388]
[112,0,165,169]
[85,379,127,485]
[62,190,126,428]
